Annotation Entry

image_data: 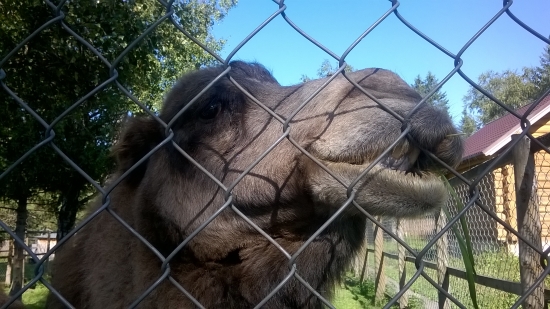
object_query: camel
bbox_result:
[42,61,462,308]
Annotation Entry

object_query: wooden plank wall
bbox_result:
[493,150,550,252]
[534,150,550,249]
[490,115,550,252]
[529,115,550,250]
[493,164,517,245]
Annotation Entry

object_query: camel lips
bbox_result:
[380,147,421,173]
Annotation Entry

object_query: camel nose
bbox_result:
[429,133,463,168]
[408,107,464,168]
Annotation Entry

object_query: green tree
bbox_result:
[301,59,354,82]
[459,107,480,137]
[460,44,550,136]
[0,0,236,296]
[462,69,537,127]
[531,43,550,98]
[410,72,450,115]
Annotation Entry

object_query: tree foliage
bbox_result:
[0,0,236,295]
[410,72,450,115]
[460,44,550,136]
[300,59,354,82]
[463,70,537,126]
[459,108,480,137]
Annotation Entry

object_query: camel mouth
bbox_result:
[311,144,446,191]
[375,146,424,177]
[323,144,434,180]
[309,149,448,217]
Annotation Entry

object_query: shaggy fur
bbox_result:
[44,61,462,308]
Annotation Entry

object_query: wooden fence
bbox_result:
[354,135,549,308]
[0,230,56,286]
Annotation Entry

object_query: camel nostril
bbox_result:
[381,147,421,172]
[434,135,464,168]
[406,106,463,169]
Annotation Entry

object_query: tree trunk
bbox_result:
[9,195,27,298]
[56,183,82,241]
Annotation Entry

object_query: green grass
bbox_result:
[4,278,381,309]
[332,275,424,308]
[3,282,48,309]
[21,283,48,309]
[0,260,50,308]
[333,284,369,309]
[3,250,539,308]
[358,245,545,308]
[3,274,418,309]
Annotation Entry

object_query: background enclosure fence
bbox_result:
[1,0,550,308]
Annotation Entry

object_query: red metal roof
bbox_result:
[463,94,550,160]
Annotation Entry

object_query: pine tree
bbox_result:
[410,72,450,115]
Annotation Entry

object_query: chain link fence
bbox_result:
[362,156,549,308]
[0,231,55,288]
[1,0,550,308]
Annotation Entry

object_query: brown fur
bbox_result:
[45,62,462,308]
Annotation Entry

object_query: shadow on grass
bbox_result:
[339,275,424,309]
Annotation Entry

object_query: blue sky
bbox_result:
[212,0,550,122]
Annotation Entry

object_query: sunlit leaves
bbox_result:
[460,44,550,136]
[0,0,237,230]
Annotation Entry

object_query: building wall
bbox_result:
[493,164,517,245]
[492,150,550,253]
[531,115,550,250]
[534,150,550,250]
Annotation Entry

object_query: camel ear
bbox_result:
[112,117,163,185]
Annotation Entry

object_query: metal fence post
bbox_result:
[512,134,545,308]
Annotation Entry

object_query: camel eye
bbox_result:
[199,101,222,120]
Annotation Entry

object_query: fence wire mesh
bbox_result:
[1,0,550,308]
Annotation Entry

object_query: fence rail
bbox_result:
[355,134,550,308]
[367,249,549,298]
